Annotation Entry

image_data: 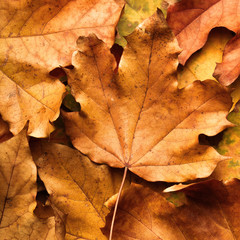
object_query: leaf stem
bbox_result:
[109,166,128,240]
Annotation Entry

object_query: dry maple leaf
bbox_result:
[103,179,240,239]
[31,141,130,240]
[63,10,232,182]
[0,130,58,239]
[167,0,240,85]
[0,0,124,137]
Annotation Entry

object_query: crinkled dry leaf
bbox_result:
[167,0,240,71]
[0,0,124,137]
[178,28,233,88]
[63,10,232,182]
[0,130,57,239]
[31,141,130,240]
[103,179,240,239]
[213,34,240,85]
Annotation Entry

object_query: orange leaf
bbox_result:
[0,0,124,137]
[63,10,232,182]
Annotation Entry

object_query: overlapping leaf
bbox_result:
[116,0,167,46]
[63,10,232,182]
[213,34,240,85]
[31,141,130,239]
[210,105,240,181]
[0,130,58,239]
[167,0,240,85]
[103,180,240,239]
[178,28,233,88]
[0,0,124,137]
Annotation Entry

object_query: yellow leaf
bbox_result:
[178,28,233,89]
[31,141,130,240]
[0,130,57,239]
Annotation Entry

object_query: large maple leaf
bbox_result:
[0,0,124,137]
[63,10,232,182]
[167,0,240,85]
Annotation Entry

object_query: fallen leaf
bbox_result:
[103,179,240,239]
[167,0,240,68]
[116,0,167,46]
[63,10,232,182]
[213,34,240,85]
[178,28,233,88]
[0,130,57,239]
[31,141,130,240]
[0,0,124,137]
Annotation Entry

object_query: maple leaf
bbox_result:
[62,10,232,182]
[31,141,130,240]
[167,0,240,85]
[103,179,240,239]
[0,0,124,137]
[0,130,58,239]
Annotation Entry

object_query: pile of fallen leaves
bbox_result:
[1,0,240,239]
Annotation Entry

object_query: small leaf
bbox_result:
[116,0,168,46]
[178,28,233,88]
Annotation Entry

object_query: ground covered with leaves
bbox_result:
[1,0,240,239]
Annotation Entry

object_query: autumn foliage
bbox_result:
[1,0,240,239]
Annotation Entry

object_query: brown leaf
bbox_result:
[213,34,240,85]
[103,179,240,239]
[167,0,240,70]
[63,10,232,182]
[31,141,130,240]
[0,130,57,239]
[0,0,124,137]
